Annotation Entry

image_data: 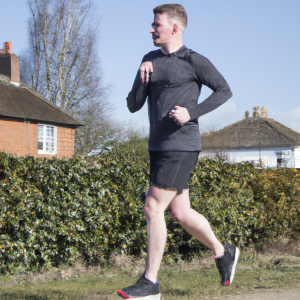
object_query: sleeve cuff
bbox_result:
[187,107,199,121]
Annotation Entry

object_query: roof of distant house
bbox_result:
[0,74,83,126]
[201,116,300,150]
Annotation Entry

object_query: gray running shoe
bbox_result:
[215,244,240,286]
[117,272,161,299]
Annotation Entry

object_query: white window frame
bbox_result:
[38,124,57,155]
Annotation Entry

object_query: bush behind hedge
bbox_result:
[0,151,299,274]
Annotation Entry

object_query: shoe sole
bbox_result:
[118,292,161,299]
[229,246,240,285]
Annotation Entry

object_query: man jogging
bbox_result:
[118,4,239,300]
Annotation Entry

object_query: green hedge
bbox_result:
[0,151,299,274]
[251,168,300,241]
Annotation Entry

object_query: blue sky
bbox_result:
[1,0,300,133]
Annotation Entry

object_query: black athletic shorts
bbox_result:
[149,151,199,194]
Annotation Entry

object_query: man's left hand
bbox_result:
[169,106,191,126]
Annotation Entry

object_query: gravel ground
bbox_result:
[231,288,300,300]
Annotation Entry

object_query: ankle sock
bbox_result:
[145,276,156,285]
[215,253,225,259]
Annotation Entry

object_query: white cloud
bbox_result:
[268,107,300,133]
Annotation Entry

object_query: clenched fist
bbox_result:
[169,106,191,126]
[140,61,153,83]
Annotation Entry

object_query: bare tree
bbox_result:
[74,98,121,155]
[120,119,149,141]
[21,0,109,112]
[20,0,125,154]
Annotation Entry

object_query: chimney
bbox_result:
[4,42,11,53]
[0,42,12,54]
[0,42,20,82]
[252,106,260,117]
[261,106,267,118]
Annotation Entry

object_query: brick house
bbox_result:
[0,42,83,159]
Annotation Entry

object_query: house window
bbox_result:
[38,124,57,155]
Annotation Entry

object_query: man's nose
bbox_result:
[150,27,155,33]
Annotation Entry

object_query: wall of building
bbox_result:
[294,147,300,169]
[200,146,300,168]
[0,118,75,159]
[57,126,75,159]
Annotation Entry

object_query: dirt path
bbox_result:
[231,288,300,300]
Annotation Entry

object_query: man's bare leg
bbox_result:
[144,186,177,283]
[169,189,224,256]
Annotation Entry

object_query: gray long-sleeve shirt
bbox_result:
[127,45,232,151]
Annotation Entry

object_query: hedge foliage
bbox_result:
[251,168,300,240]
[0,150,299,274]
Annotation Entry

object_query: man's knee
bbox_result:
[144,195,160,221]
[170,210,186,224]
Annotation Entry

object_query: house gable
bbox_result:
[0,42,83,158]
[202,117,300,150]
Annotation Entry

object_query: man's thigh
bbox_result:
[169,189,191,214]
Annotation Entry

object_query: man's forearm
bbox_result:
[187,84,232,120]
[127,70,148,113]
[185,53,233,120]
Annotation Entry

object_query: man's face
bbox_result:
[150,13,174,47]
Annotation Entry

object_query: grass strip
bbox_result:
[1,253,300,300]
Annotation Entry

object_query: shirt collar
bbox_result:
[161,45,187,57]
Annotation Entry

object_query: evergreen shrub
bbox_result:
[251,168,300,244]
[0,151,299,273]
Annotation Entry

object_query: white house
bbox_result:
[200,108,300,168]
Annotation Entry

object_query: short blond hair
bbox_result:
[153,4,187,30]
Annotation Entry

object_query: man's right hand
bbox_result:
[140,61,153,83]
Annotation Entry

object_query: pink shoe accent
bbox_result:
[117,289,130,299]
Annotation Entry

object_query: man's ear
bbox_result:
[173,24,178,34]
